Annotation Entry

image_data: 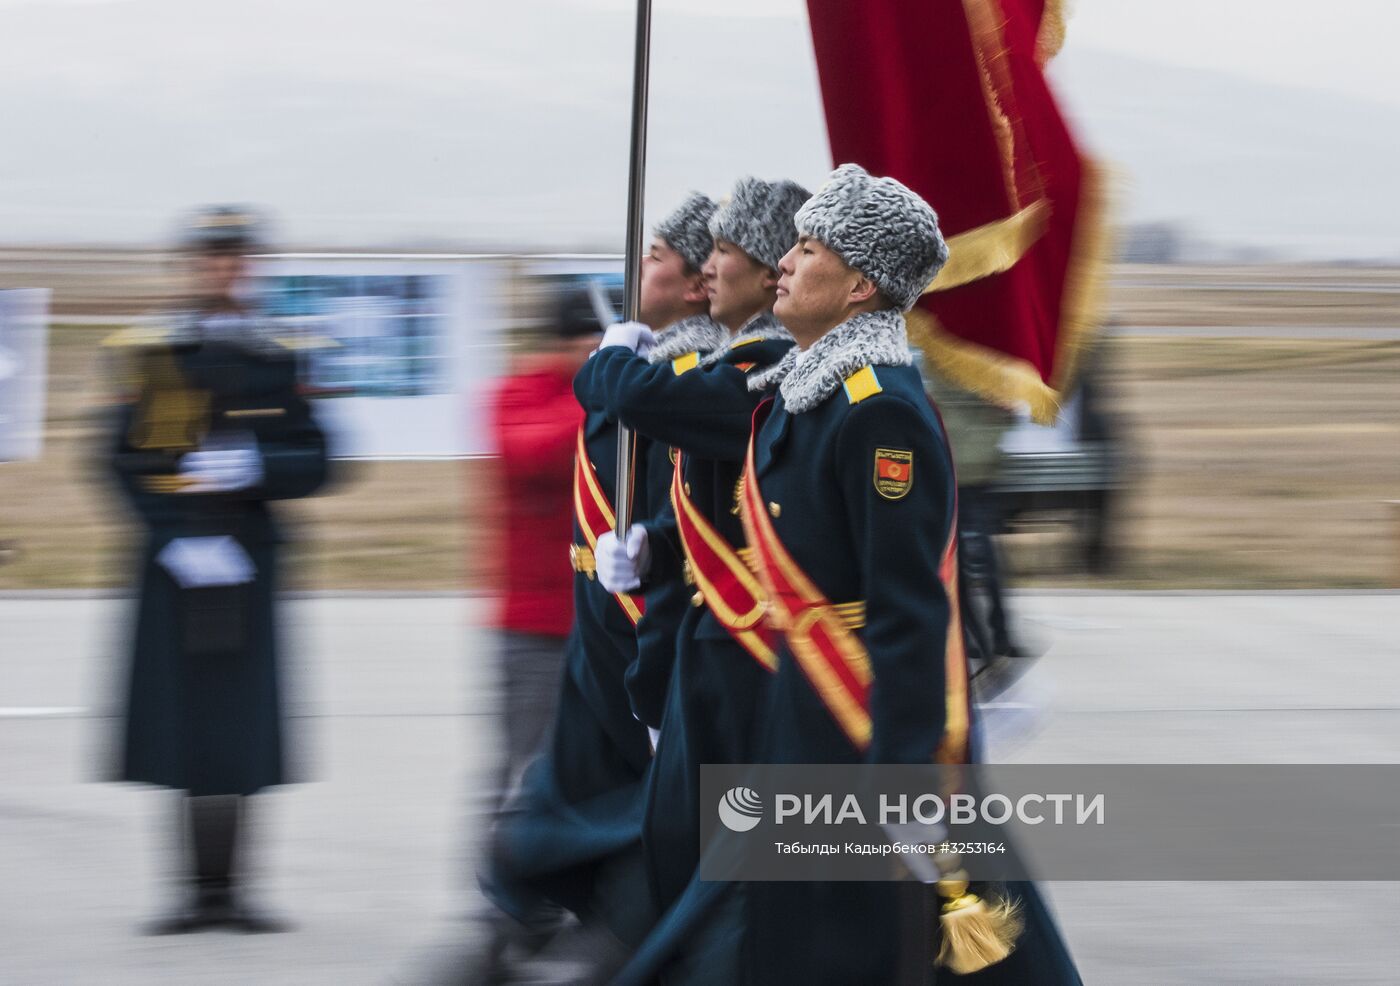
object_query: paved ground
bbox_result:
[2,592,1398,985]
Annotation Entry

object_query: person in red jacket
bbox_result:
[485,285,605,805]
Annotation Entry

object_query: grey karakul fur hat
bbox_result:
[709,177,811,271]
[654,192,718,273]
[795,163,949,312]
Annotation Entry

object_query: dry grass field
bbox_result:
[1109,264,1400,328]
[1022,334,1400,587]
[1,258,1397,590]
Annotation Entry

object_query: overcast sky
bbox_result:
[3,0,1397,107]
[571,0,1400,107]
[0,0,1395,254]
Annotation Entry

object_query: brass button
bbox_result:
[768,501,782,518]
[684,482,691,496]
[691,591,705,607]
[569,544,597,581]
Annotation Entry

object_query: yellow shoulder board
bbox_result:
[730,335,763,349]
[101,325,171,348]
[671,351,700,375]
[842,366,883,405]
[273,333,339,351]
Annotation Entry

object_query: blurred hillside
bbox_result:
[3,249,1399,325]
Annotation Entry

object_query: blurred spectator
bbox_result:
[484,286,602,805]
[924,368,1025,660]
[425,285,605,985]
[107,206,329,934]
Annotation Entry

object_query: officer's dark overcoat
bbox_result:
[110,317,328,796]
[488,404,657,946]
[742,361,1081,985]
[575,333,792,946]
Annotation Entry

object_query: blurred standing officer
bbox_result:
[107,206,329,934]
[740,166,1081,984]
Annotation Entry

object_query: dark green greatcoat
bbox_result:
[109,317,328,797]
[574,330,793,984]
[485,403,658,948]
[742,359,1081,986]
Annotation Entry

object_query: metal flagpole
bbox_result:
[614,0,653,537]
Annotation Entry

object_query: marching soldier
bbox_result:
[581,176,807,982]
[578,191,727,735]
[469,194,725,983]
[107,206,329,933]
[738,165,1082,984]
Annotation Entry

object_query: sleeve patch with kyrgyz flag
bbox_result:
[873,448,913,500]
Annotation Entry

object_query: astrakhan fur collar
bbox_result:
[698,310,793,368]
[647,314,727,364]
[748,308,912,413]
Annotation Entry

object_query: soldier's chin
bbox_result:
[773,294,793,322]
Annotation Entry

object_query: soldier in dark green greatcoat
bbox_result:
[108,206,329,934]
[739,166,1083,985]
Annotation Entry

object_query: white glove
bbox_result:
[599,320,657,357]
[179,434,264,493]
[157,536,256,588]
[594,524,650,593]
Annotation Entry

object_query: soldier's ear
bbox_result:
[849,274,879,306]
[682,271,708,305]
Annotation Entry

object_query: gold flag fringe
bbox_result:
[1036,0,1069,67]
[909,159,1114,425]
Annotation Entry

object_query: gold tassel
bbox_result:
[934,872,1023,975]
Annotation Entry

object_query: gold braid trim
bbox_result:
[831,600,866,630]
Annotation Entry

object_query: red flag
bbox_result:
[805,0,1110,423]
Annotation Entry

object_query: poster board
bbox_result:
[0,289,51,462]
[254,256,510,459]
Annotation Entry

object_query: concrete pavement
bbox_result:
[1,592,1397,984]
